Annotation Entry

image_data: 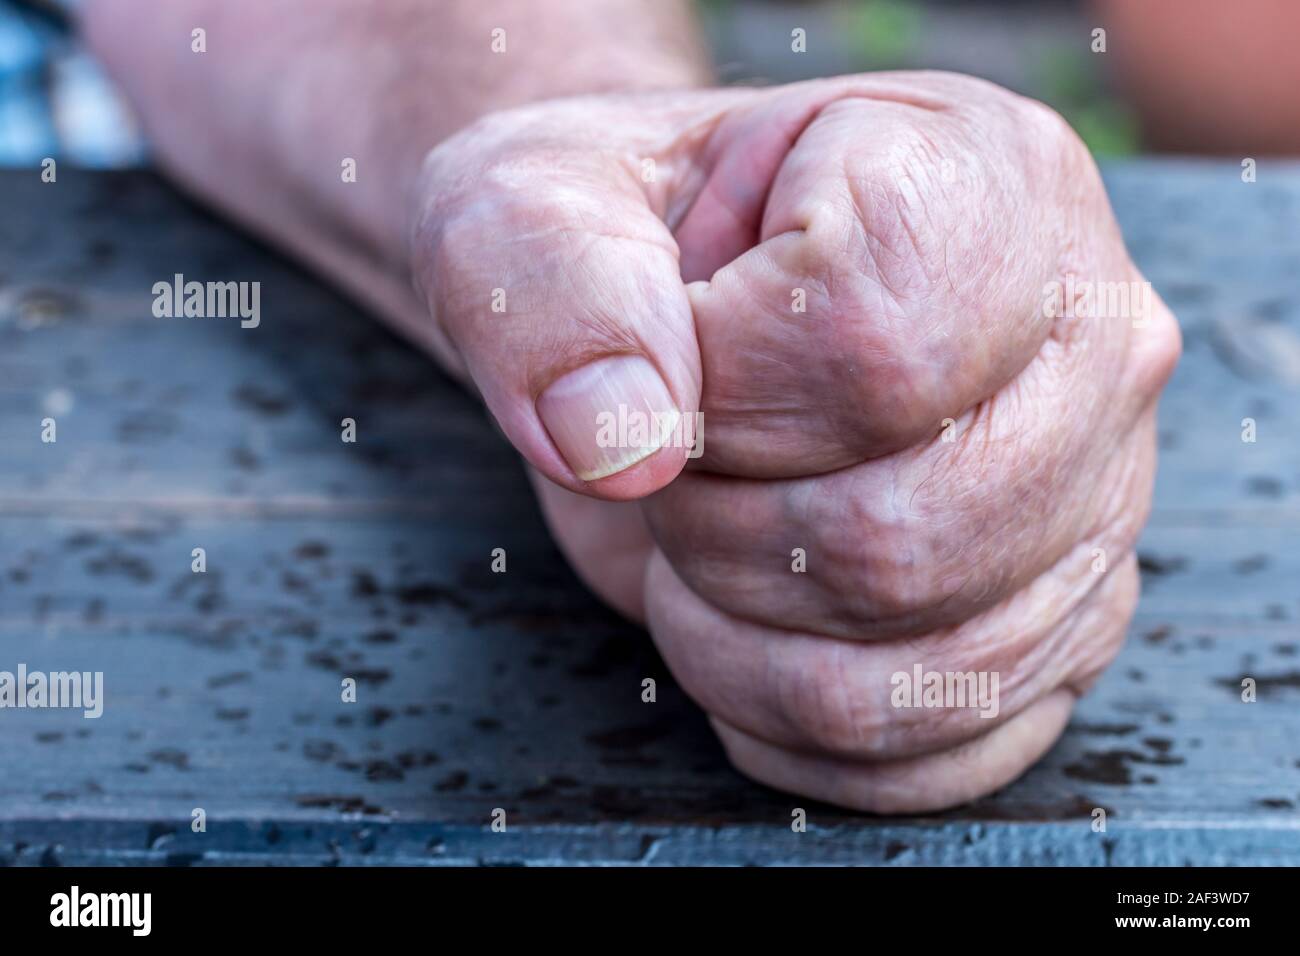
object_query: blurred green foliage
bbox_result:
[1032,43,1138,156]
[695,0,1138,157]
[839,0,924,68]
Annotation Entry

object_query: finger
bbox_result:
[413,140,702,501]
[677,77,1084,477]
[645,546,1135,762]
[711,688,1076,815]
[527,467,656,624]
[644,345,1160,641]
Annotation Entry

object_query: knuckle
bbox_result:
[425,205,485,277]
[421,211,496,329]
[1018,100,1098,196]
[865,547,960,631]
[851,328,942,442]
[417,158,555,315]
[812,483,941,627]
[1015,94,1083,157]
[798,221,946,450]
[811,467,998,635]
[1132,299,1183,396]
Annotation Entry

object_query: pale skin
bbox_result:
[85,0,1181,812]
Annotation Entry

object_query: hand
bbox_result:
[410,71,1181,813]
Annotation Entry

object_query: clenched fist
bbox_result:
[411,71,1181,813]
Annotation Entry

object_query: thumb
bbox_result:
[412,148,702,501]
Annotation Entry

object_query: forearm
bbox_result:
[81,0,709,358]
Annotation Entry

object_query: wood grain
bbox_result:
[0,164,1297,864]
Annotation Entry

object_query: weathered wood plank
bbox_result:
[0,163,1298,864]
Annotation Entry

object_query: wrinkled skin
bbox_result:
[411,72,1181,813]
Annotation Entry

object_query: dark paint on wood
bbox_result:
[0,164,1298,864]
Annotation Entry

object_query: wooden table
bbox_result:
[1,163,1297,865]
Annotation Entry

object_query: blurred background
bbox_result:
[1,0,1297,167]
